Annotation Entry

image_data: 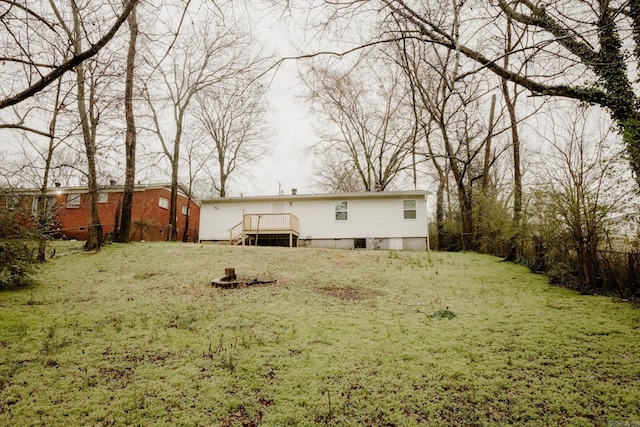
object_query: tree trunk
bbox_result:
[182,195,191,242]
[218,153,227,197]
[168,102,188,241]
[169,156,179,241]
[503,80,522,261]
[73,5,102,251]
[85,182,103,251]
[435,178,445,250]
[37,80,64,261]
[458,188,474,251]
[501,17,523,262]
[117,2,138,243]
[477,94,497,251]
[482,94,496,192]
[577,238,599,292]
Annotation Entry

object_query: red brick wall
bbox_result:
[53,187,200,242]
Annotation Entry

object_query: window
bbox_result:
[159,197,169,209]
[182,205,190,215]
[403,200,417,220]
[32,195,56,216]
[98,192,108,203]
[67,194,81,208]
[335,201,348,221]
[5,194,19,210]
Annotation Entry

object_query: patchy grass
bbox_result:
[0,242,639,426]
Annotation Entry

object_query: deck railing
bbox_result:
[229,221,245,243]
[229,213,300,243]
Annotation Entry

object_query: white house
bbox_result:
[198,190,430,251]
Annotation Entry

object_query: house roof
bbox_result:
[200,190,430,204]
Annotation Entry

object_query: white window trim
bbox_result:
[182,205,190,215]
[98,192,108,203]
[403,199,417,220]
[159,197,169,209]
[67,194,81,208]
[335,201,348,221]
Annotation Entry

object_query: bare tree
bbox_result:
[395,7,505,251]
[143,18,250,240]
[70,4,103,250]
[42,1,129,250]
[538,108,632,290]
[33,78,71,260]
[117,1,139,243]
[196,75,270,198]
[0,0,138,109]
[363,0,640,187]
[306,61,416,191]
[313,149,366,192]
[500,15,527,261]
[1,76,74,260]
[180,137,211,241]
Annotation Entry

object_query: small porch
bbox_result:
[228,213,300,247]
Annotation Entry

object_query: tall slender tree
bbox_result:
[117,1,139,243]
[70,3,103,251]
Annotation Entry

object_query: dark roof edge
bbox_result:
[200,190,430,204]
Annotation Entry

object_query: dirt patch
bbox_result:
[175,275,281,297]
[315,286,385,301]
[98,366,134,381]
[221,406,261,427]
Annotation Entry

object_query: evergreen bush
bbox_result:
[0,240,35,288]
[0,190,37,288]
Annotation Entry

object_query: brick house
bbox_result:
[25,183,200,242]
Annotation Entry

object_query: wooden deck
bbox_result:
[229,213,300,247]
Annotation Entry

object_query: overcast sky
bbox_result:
[233,5,319,197]
[248,59,316,197]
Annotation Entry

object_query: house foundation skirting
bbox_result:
[298,237,427,251]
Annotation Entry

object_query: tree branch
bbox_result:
[0,123,53,138]
[0,0,139,109]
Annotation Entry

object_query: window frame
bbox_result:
[5,194,20,210]
[335,201,348,221]
[32,195,56,216]
[98,192,108,203]
[181,205,190,215]
[67,193,81,208]
[403,199,417,220]
[159,197,169,209]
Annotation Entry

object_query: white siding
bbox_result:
[198,192,428,241]
[293,197,426,239]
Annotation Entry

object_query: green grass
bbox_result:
[1,242,639,426]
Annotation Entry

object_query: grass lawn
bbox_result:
[1,242,639,426]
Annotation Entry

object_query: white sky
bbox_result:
[246,59,316,197]
[232,4,319,197]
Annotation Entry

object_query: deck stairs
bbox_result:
[228,213,300,247]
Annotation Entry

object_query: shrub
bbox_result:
[1,189,38,288]
[0,240,35,289]
[598,250,640,299]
